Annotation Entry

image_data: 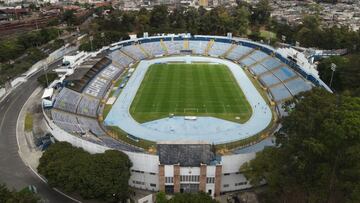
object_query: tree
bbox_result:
[136,8,150,33]
[169,7,187,33]
[150,5,169,32]
[242,89,360,203]
[251,0,271,25]
[317,54,360,96]
[37,73,58,87]
[295,15,322,47]
[38,142,132,202]
[156,191,167,203]
[233,6,250,36]
[0,184,39,203]
[184,7,200,34]
[63,10,76,26]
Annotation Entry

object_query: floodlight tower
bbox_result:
[329,63,337,89]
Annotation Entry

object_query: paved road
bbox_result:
[0,61,74,202]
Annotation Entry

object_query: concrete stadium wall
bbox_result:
[42,107,160,191]
[43,106,257,194]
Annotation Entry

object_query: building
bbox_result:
[155,141,254,197]
[198,0,208,7]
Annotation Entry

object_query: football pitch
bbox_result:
[130,63,252,123]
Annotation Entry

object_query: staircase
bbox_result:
[184,39,189,49]
[237,49,256,62]
[204,39,215,56]
[160,39,169,55]
[120,49,136,61]
[137,44,152,58]
[222,43,237,58]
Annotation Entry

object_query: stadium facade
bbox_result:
[41,33,331,197]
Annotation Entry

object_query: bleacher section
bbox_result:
[110,50,134,67]
[259,73,282,87]
[269,84,292,102]
[164,40,184,55]
[284,78,312,95]
[67,57,112,93]
[189,40,207,55]
[54,88,82,113]
[248,50,269,61]
[208,42,232,57]
[121,45,147,60]
[226,45,253,61]
[83,64,125,98]
[141,42,165,56]
[240,57,257,67]
[249,64,269,75]
[51,109,105,136]
[77,116,105,136]
[52,109,83,134]
[261,57,282,70]
[77,95,100,118]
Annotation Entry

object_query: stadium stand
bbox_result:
[164,40,184,55]
[51,109,105,137]
[272,66,297,81]
[51,109,84,134]
[77,95,100,118]
[54,88,82,113]
[83,63,125,99]
[121,45,147,60]
[189,40,207,55]
[110,50,134,67]
[208,42,232,57]
[269,84,292,102]
[66,57,112,92]
[98,64,124,80]
[77,116,105,136]
[248,50,269,61]
[259,73,282,87]
[225,45,253,61]
[249,64,269,75]
[240,56,257,67]
[141,42,165,56]
[261,57,282,70]
[284,77,312,95]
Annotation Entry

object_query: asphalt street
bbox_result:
[0,60,75,202]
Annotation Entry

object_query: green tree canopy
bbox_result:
[242,89,360,203]
[317,54,360,96]
[63,10,76,26]
[150,5,170,31]
[0,184,39,203]
[38,142,132,202]
[251,0,271,25]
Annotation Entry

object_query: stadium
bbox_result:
[41,33,331,197]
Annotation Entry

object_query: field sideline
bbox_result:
[130,63,252,123]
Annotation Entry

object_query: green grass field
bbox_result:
[130,63,252,123]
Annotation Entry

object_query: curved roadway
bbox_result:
[0,61,74,202]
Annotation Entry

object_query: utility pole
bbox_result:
[89,36,94,51]
[43,58,50,87]
[329,63,336,89]
[101,32,105,46]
